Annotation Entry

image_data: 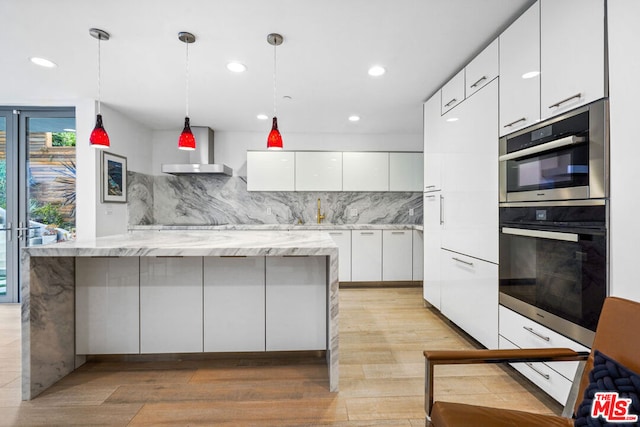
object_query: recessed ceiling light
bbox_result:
[30,57,57,68]
[446,117,459,122]
[348,115,361,122]
[368,65,386,77]
[227,62,247,73]
[257,114,268,120]
[522,71,540,79]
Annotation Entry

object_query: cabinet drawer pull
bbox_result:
[523,326,551,342]
[328,232,343,235]
[452,257,473,267]
[444,98,457,108]
[391,231,405,235]
[525,362,550,380]
[425,195,436,199]
[503,117,526,128]
[360,232,375,235]
[425,185,436,189]
[470,76,487,88]
[548,93,582,109]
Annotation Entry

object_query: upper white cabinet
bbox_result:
[540,0,605,120]
[499,1,541,136]
[351,230,383,281]
[343,152,389,191]
[389,152,424,192]
[76,257,140,355]
[423,96,444,192]
[465,39,499,97]
[295,151,342,191]
[382,230,413,281]
[247,151,295,191]
[441,69,465,114]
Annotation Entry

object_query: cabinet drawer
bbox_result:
[382,230,413,281]
[441,70,465,114]
[327,230,351,282]
[499,336,573,404]
[499,305,589,381]
[351,230,383,281]
[465,39,498,97]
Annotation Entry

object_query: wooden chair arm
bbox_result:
[424,347,589,419]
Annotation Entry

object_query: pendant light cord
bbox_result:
[97,35,102,114]
[185,40,190,117]
[273,42,277,117]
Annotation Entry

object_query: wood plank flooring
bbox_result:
[0,287,562,426]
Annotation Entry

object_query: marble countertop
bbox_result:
[129,223,424,231]
[23,230,338,258]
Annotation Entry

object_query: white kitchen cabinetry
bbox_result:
[351,230,383,281]
[440,79,498,264]
[265,256,327,351]
[382,230,413,281]
[540,0,605,120]
[465,39,499,97]
[140,256,203,353]
[295,151,342,191]
[499,306,589,403]
[203,257,265,352]
[342,152,389,191]
[327,230,351,281]
[441,69,465,114]
[412,230,423,281]
[499,1,540,136]
[423,193,442,309]
[247,151,295,191]
[423,96,444,192]
[440,249,498,349]
[389,152,424,192]
[75,257,140,354]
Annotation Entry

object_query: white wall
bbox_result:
[608,0,640,302]
[151,129,422,177]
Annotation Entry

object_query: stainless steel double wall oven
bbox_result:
[498,99,608,347]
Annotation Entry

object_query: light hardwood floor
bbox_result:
[0,287,562,426]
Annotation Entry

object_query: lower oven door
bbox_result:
[499,225,606,346]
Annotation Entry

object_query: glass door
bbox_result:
[0,108,75,303]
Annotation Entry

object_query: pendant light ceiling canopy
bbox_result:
[267,33,284,150]
[178,31,196,151]
[89,27,110,149]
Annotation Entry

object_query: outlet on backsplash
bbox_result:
[409,208,414,216]
[266,207,272,215]
[350,208,358,217]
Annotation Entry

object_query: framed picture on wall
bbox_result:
[101,151,127,203]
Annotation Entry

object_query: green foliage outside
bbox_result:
[30,202,67,228]
[51,132,76,146]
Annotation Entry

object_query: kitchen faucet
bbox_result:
[317,198,325,224]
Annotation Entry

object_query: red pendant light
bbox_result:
[89,28,110,149]
[178,32,197,151]
[267,33,284,150]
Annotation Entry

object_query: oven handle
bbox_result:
[501,227,578,242]
[498,135,586,162]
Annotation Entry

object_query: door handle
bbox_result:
[470,76,487,89]
[439,195,444,225]
[549,93,582,109]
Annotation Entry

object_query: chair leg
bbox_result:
[425,358,434,422]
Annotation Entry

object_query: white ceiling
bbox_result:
[1,0,534,136]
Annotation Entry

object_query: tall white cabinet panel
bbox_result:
[465,39,499,97]
[76,257,140,354]
[412,230,424,281]
[389,152,423,192]
[423,193,442,309]
[441,70,465,114]
[328,230,351,281]
[295,151,342,191]
[440,80,498,264]
[423,96,444,192]
[265,257,327,351]
[351,230,383,281]
[499,1,540,136]
[203,257,265,352]
[342,152,389,191]
[540,0,605,120]
[440,249,498,349]
[382,230,413,281]
[140,256,203,353]
[247,151,295,191]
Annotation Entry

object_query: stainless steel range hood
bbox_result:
[161,127,232,175]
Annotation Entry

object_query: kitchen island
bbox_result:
[20,230,339,400]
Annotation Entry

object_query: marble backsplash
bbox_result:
[127,171,423,226]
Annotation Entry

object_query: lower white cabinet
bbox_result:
[423,193,442,309]
[412,230,423,281]
[351,230,383,281]
[75,257,140,354]
[327,230,351,281]
[440,249,498,349]
[203,257,265,352]
[265,257,327,351]
[140,256,203,353]
[382,230,413,281]
[499,305,589,403]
